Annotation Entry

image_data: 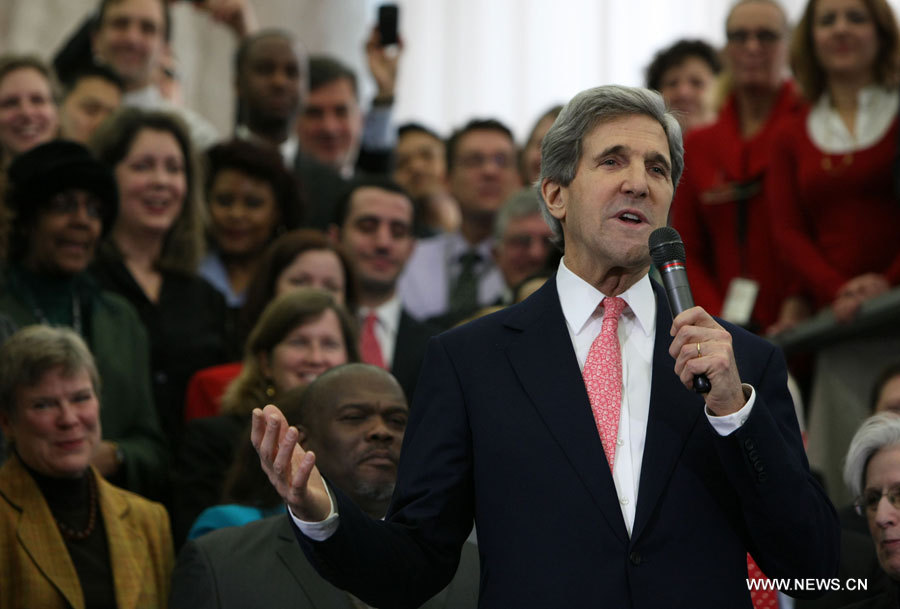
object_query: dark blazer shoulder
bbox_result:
[173,514,355,609]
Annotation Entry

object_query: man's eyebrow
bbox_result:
[646,151,671,174]
[595,145,626,160]
[593,145,671,173]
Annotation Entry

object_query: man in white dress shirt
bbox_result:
[252,85,838,608]
[330,177,438,399]
[398,118,522,327]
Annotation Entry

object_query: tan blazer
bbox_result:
[0,454,174,609]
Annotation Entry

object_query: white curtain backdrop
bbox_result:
[385,0,815,141]
[3,0,900,143]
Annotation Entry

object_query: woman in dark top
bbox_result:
[89,108,229,447]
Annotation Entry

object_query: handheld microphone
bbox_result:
[648,227,711,394]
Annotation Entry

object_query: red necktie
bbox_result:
[360,312,386,369]
[748,554,778,608]
[582,296,626,471]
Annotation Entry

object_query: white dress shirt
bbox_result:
[293,261,755,539]
[357,295,402,368]
[556,258,754,535]
[397,231,505,321]
[234,124,299,170]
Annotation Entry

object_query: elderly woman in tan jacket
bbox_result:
[0,325,173,609]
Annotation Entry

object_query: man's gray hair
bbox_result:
[538,85,684,248]
[844,413,900,500]
[493,187,545,243]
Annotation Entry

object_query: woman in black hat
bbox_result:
[0,139,167,500]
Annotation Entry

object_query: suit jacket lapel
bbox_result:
[630,280,704,543]
[101,473,149,609]
[274,517,356,609]
[392,311,416,379]
[504,278,628,544]
[1,455,84,609]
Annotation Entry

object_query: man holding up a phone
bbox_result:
[297,13,402,180]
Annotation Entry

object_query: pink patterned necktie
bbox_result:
[582,296,627,471]
[747,554,778,608]
[360,312,386,369]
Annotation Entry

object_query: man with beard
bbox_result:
[170,364,479,609]
[329,178,439,400]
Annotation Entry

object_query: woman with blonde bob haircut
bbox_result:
[0,325,173,609]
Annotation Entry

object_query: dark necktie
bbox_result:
[448,250,481,317]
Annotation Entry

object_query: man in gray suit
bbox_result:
[169,364,479,609]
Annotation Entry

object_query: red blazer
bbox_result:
[183,362,243,421]
[672,82,805,329]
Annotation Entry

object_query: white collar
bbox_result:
[122,85,163,107]
[445,231,495,262]
[807,85,899,153]
[358,294,402,334]
[235,124,298,168]
[555,258,655,339]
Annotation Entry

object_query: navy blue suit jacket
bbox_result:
[298,277,839,608]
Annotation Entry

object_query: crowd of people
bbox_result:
[0,0,899,607]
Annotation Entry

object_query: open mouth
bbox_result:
[11,123,51,144]
[141,197,174,214]
[616,210,647,225]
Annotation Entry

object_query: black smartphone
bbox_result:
[377,4,399,46]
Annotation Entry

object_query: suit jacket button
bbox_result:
[744,438,755,449]
[629,551,642,565]
[758,472,768,483]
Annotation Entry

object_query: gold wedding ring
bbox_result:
[696,342,702,358]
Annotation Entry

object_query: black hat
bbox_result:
[6,139,118,232]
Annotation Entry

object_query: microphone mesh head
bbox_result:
[648,226,686,267]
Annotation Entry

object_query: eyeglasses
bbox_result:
[46,191,103,219]
[504,234,553,250]
[457,152,514,170]
[854,485,900,516]
[726,28,783,46]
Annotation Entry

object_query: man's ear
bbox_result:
[541,178,566,221]
[295,425,309,449]
[327,224,341,244]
